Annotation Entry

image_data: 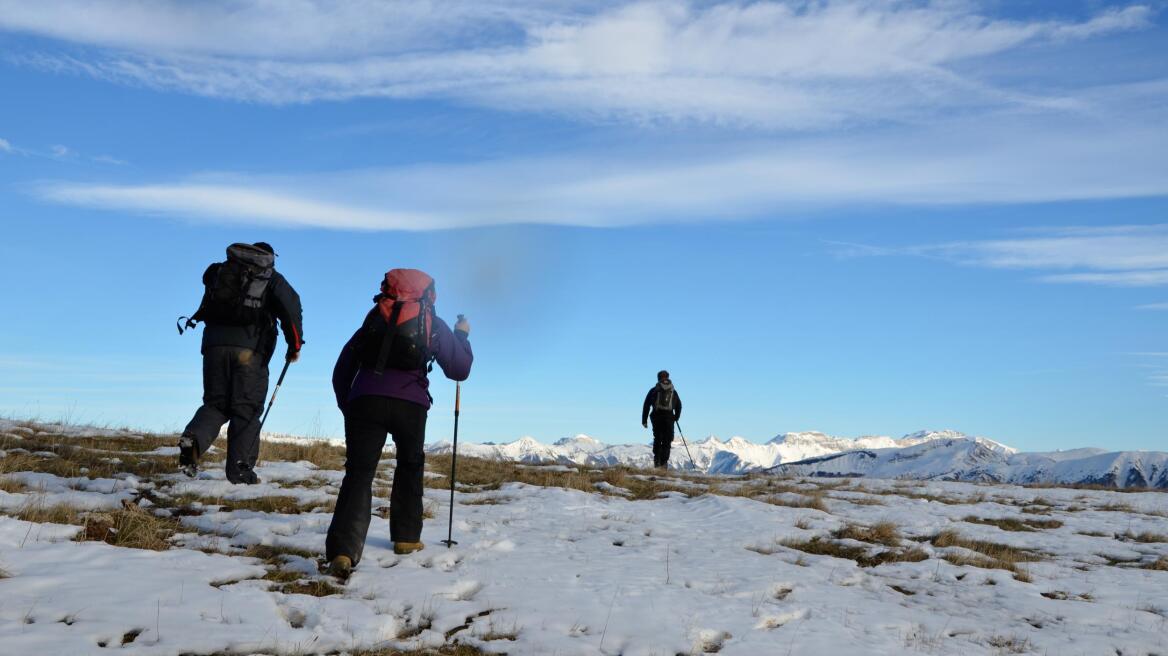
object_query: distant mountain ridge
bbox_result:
[424,430,1167,489]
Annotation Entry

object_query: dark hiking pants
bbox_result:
[651,413,675,467]
[182,346,268,483]
[326,395,428,565]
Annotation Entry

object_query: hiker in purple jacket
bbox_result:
[325,269,472,578]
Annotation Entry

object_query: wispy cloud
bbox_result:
[0,1,1155,127]
[834,224,1168,288]
[1135,302,1168,310]
[0,136,125,164]
[36,103,1168,230]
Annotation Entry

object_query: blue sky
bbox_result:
[0,1,1165,451]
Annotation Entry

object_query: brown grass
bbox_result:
[1123,531,1168,543]
[865,485,971,505]
[987,635,1032,653]
[276,578,344,597]
[242,543,318,561]
[963,516,1064,532]
[932,529,1043,579]
[0,424,183,480]
[81,505,184,550]
[167,492,334,515]
[0,476,28,493]
[1143,556,1168,571]
[780,536,928,567]
[353,646,488,656]
[424,455,697,500]
[258,438,348,470]
[833,522,902,546]
[11,500,183,551]
[11,500,87,525]
[460,496,513,506]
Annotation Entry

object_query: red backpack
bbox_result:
[358,269,436,374]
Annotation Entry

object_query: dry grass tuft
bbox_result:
[258,439,347,470]
[11,500,86,525]
[1123,531,1168,543]
[833,522,901,547]
[424,455,697,500]
[81,505,184,550]
[780,535,928,567]
[987,635,1032,654]
[460,496,513,506]
[1143,556,1168,571]
[167,492,334,515]
[964,516,1063,532]
[276,578,344,597]
[243,543,318,561]
[353,646,488,656]
[932,530,1044,579]
[10,496,187,551]
[0,475,28,493]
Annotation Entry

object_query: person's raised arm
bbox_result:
[270,273,304,361]
[431,316,473,382]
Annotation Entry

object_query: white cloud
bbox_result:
[1039,270,1168,287]
[1136,302,1168,310]
[0,137,11,153]
[35,102,1168,231]
[1,1,1155,127]
[929,226,1168,272]
[837,224,1168,288]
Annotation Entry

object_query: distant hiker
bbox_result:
[177,242,303,484]
[642,370,682,468]
[325,269,472,578]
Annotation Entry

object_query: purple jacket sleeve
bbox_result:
[431,317,473,382]
[332,329,362,409]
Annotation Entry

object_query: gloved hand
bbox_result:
[455,314,470,335]
[287,350,300,363]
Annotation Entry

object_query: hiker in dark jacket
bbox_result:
[179,242,303,484]
[642,370,682,468]
[325,269,473,578]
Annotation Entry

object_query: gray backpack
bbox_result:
[654,382,675,412]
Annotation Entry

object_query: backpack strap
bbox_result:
[373,301,404,375]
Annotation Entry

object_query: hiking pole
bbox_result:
[441,382,461,548]
[257,358,292,436]
[675,421,697,471]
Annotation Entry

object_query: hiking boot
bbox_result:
[178,436,199,477]
[327,555,353,580]
[394,541,425,555]
[232,462,261,485]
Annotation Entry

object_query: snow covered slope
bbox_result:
[770,437,1168,489]
[428,431,1165,489]
[4,420,1168,655]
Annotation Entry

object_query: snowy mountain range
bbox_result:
[425,430,1168,489]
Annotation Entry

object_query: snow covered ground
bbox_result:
[2,420,1167,655]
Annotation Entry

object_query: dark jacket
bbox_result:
[332,315,472,410]
[198,263,303,360]
[643,385,682,425]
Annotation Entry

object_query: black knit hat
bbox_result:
[253,242,277,256]
[657,370,670,381]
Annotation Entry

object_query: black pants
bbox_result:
[326,395,428,565]
[651,413,675,467]
[182,346,268,483]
